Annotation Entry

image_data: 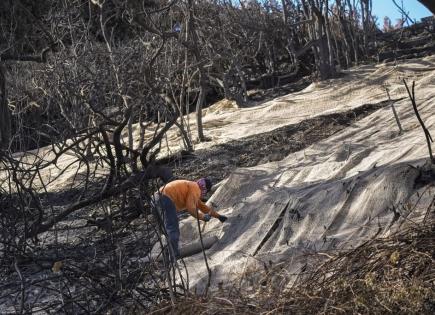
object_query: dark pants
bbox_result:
[155,194,180,259]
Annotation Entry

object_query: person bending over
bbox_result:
[155,178,227,259]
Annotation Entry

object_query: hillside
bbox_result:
[1,1,435,312]
[2,54,435,313]
[169,55,435,292]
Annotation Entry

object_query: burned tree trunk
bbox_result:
[0,64,11,151]
[324,0,335,71]
[196,71,206,141]
[223,58,248,106]
[304,0,335,80]
[418,0,435,15]
[187,0,207,142]
[345,0,360,64]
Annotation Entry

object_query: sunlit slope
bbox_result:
[7,56,434,195]
[140,56,435,153]
[178,55,435,291]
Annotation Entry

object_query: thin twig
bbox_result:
[403,80,434,163]
[14,259,25,315]
[196,208,212,296]
[384,86,403,134]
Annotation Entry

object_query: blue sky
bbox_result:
[371,0,432,25]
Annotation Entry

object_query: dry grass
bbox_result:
[151,212,435,314]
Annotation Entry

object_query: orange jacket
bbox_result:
[159,180,219,221]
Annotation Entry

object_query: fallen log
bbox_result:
[149,236,219,262]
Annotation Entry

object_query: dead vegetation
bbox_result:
[151,204,435,314]
[1,1,435,313]
[0,96,401,314]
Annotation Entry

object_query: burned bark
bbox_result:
[418,0,435,15]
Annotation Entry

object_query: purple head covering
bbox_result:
[197,178,212,197]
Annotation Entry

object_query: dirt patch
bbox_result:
[165,100,394,183]
[245,76,312,105]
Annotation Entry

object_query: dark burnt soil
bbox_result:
[376,21,435,63]
[37,99,395,213]
[246,77,312,104]
[163,100,395,183]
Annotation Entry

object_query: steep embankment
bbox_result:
[2,55,435,314]
[172,55,435,292]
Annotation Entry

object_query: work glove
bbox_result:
[203,214,211,222]
[218,215,228,223]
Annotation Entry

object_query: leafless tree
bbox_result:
[0,0,391,312]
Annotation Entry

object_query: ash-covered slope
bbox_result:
[177,55,435,291]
